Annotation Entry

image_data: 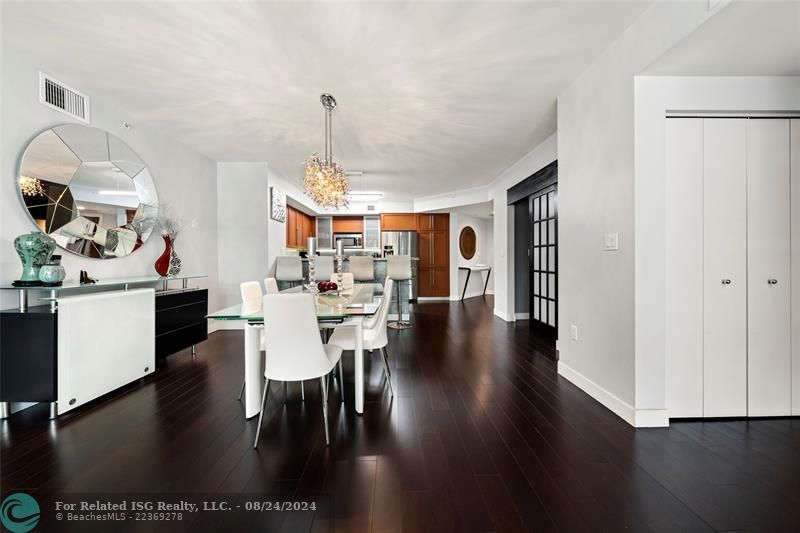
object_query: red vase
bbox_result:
[154,235,172,276]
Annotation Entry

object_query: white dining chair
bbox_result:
[240,281,264,315]
[330,272,354,291]
[254,293,343,448]
[313,256,335,282]
[239,280,304,403]
[263,277,279,295]
[327,277,394,396]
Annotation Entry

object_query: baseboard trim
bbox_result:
[417,297,450,302]
[634,409,669,427]
[557,361,668,428]
[493,308,511,322]
[515,312,530,320]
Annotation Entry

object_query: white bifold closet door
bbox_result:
[793,119,800,416]
[747,119,792,416]
[665,118,704,417]
[703,118,748,417]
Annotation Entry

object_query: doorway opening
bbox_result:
[510,160,558,356]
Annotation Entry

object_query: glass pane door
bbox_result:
[530,185,557,333]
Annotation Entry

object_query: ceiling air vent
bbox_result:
[366,205,376,211]
[39,72,90,123]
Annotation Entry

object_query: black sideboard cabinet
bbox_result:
[0,288,208,410]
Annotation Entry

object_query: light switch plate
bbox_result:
[570,325,578,341]
[604,233,619,251]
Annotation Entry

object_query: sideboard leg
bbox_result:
[49,402,58,419]
[0,402,9,419]
[191,345,197,359]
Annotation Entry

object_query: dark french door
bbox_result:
[529,184,557,338]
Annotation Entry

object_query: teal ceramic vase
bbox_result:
[13,232,57,287]
[39,255,66,287]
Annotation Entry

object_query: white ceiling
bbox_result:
[645,1,800,76]
[3,1,650,201]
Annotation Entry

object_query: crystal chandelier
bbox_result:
[304,93,349,209]
[19,175,46,197]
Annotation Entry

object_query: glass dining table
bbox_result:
[207,284,381,417]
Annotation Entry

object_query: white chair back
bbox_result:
[262,293,332,381]
[275,256,303,281]
[330,272,354,290]
[364,277,393,331]
[387,256,412,281]
[312,256,335,281]
[348,256,375,281]
[240,281,263,313]
[264,277,279,294]
[369,278,394,348]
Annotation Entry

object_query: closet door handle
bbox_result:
[768,279,778,285]
[721,279,732,285]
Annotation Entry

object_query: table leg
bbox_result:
[483,268,491,296]
[461,268,471,301]
[354,318,364,414]
[244,324,263,419]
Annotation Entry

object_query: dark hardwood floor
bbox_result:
[2,296,799,532]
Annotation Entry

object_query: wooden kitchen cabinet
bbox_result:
[286,205,316,249]
[417,213,450,297]
[381,213,417,231]
[332,216,363,234]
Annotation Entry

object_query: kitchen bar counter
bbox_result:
[279,256,419,318]
[298,257,420,261]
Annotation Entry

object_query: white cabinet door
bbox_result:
[703,118,748,417]
[793,120,800,416]
[747,119,792,416]
[58,289,155,414]
[665,118,704,418]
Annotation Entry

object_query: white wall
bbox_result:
[635,76,800,420]
[450,213,494,300]
[216,162,269,310]
[0,46,218,313]
[488,134,557,321]
[555,1,724,427]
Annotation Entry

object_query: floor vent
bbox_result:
[366,204,376,211]
[39,72,90,123]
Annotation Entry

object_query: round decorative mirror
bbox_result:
[17,124,159,259]
[459,226,476,260]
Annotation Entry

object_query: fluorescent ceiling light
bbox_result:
[97,190,138,196]
[347,191,383,200]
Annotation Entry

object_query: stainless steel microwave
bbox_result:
[334,233,363,249]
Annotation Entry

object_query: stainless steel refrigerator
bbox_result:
[381,230,419,301]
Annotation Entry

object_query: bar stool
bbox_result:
[387,255,413,329]
[348,256,375,283]
[275,256,303,289]
[313,256,335,282]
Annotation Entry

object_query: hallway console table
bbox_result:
[458,265,492,301]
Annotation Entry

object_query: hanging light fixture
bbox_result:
[304,93,349,209]
[19,175,46,197]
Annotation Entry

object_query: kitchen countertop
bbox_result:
[299,257,419,261]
